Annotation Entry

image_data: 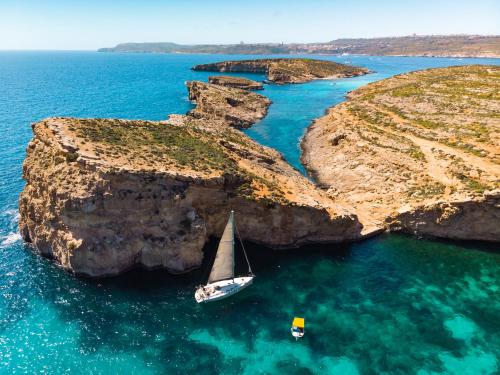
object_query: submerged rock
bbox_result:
[208,75,263,90]
[187,81,271,129]
[19,116,362,277]
[193,58,369,84]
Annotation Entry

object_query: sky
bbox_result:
[1,0,499,50]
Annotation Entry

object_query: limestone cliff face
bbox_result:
[386,192,500,242]
[19,117,361,277]
[193,58,369,84]
[187,81,271,129]
[301,65,500,241]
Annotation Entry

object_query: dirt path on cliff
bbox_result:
[320,104,500,236]
[364,104,500,178]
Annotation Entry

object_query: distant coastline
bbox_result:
[98,35,500,59]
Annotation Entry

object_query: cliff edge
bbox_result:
[19,113,361,277]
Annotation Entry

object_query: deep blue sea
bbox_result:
[0,52,499,374]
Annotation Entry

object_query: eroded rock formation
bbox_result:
[208,76,263,90]
[19,115,361,277]
[193,58,369,84]
[302,65,500,240]
[187,81,271,129]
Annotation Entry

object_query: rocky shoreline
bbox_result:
[301,65,500,241]
[19,73,363,277]
[208,76,264,90]
[186,80,270,129]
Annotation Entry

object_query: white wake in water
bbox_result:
[4,209,20,225]
[1,208,21,248]
[0,232,22,248]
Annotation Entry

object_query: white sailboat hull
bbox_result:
[195,276,253,303]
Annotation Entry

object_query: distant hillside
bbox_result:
[98,42,291,54]
[326,35,500,57]
[99,35,500,58]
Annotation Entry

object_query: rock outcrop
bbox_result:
[19,115,361,277]
[208,76,263,90]
[193,58,369,84]
[386,192,500,242]
[187,81,271,129]
[301,65,500,241]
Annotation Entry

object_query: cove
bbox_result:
[0,52,499,374]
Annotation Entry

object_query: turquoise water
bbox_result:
[0,52,499,374]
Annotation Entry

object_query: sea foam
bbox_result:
[0,232,22,249]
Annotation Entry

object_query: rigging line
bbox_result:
[234,220,253,276]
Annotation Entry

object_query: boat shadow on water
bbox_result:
[90,237,355,294]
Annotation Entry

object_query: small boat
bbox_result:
[195,211,254,303]
[291,317,305,340]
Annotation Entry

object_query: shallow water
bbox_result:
[0,52,499,374]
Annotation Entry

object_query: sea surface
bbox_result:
[0,52,499,374]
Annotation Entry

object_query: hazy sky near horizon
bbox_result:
[1,0,499,50]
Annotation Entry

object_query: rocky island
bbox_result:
[302,65,500,241]
[208,76,263,90]
[187,80,270,128]
[193,58,369,84]
[18,80,361,277]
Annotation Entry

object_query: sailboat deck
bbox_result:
[195,276,253,303]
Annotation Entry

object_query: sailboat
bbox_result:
[195,211,254,303]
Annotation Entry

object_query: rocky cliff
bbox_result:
[301,65,500,241]
[193,58,369,84]
[386,192,500,242]
[208,76,263,90]
[187,81,271,129]
[19,114,361,277]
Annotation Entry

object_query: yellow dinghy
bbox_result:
[291,317,305,340]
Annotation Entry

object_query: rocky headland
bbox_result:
[302,65,500,241]
[187,80,270,129]
[193,58,369,84]
[208,76,263,90]
[19,79,362,277]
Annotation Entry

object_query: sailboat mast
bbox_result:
[230,210,235,279]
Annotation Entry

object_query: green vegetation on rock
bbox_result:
[74,119,239,173]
